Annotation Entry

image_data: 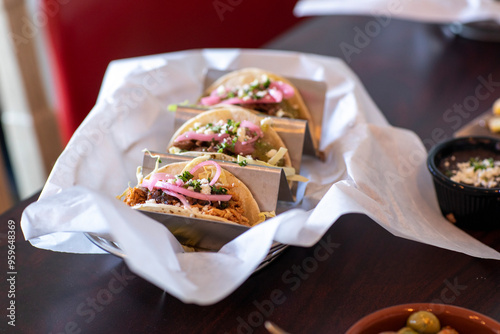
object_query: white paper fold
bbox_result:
[294,0,500,23]
[20,49,500,305]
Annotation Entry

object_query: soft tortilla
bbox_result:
[133,160,262,226]
[167,106,292,168]
[200,67,315,128]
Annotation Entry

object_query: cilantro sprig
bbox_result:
[178,171,194,182]
[469,157,494,171]
[211,186,228,195]
[185,179,202,192]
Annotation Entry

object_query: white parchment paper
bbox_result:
[294,0,500,23]
[21,49,500,305]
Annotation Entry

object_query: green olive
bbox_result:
[397,327,419,334]
[407,311,441,334]
[437,326,459,334]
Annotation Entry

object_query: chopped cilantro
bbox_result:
[238,160,248,167]
[263,77,271,88]
[178,171,194,182]
[211,186,228,195]
[186,179,202,192]
[469,157,494,171]
[227,119,240,129]
[217,138,236,153]
[250,81,259,90]
[217,143,227,153]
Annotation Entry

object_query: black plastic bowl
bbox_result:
[427,136,500,229]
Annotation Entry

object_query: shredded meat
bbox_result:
[123,186,250,225]
[173,139,222,153]
[174,140,196,151]
[147,189,180,205]
[242,103,283,116]
[197,191,250,226]
[124,187,147,206]
[242,102,297,118]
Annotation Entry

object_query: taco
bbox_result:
[120,156,266,227]
[168,106,292,169]
[199,68,313,124]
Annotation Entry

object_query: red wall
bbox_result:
[41,0,303,142]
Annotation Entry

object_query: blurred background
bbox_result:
[0,0,304,214]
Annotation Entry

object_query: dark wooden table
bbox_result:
[2,16,500,334]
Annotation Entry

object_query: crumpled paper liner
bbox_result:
[294,0,500,23]
[21,49,500,305]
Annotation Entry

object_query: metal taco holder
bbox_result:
[86,232,288,273]
[173,106,310,175]
[88,69,328,272]
[86,152,289,272]
[200,68,326,157]
[142,152,294,204]
[172,104,313,199]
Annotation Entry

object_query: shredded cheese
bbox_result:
[236,155,309,182]
[257,211,276,224]
[181,155,211,173]
[136,166,144,186]
[267,147,287,166]
[142,149,162,175]
[169,147,182,154]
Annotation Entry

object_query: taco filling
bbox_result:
[200,75,300,118]
[171,118,286,166]
[123,160,251,226]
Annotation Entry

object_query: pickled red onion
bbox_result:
[234,141,255,155]
[199,81,295,106]
[270,81,294,98]
[234,121,263,152]
[189,160,222,186]
[200,94,221,105]
[240,120,263,139]
[155,181,231,202]
[220,95,278,105]
[268,88,283,102]
[162,189,191,209]
[143,173,174,191]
